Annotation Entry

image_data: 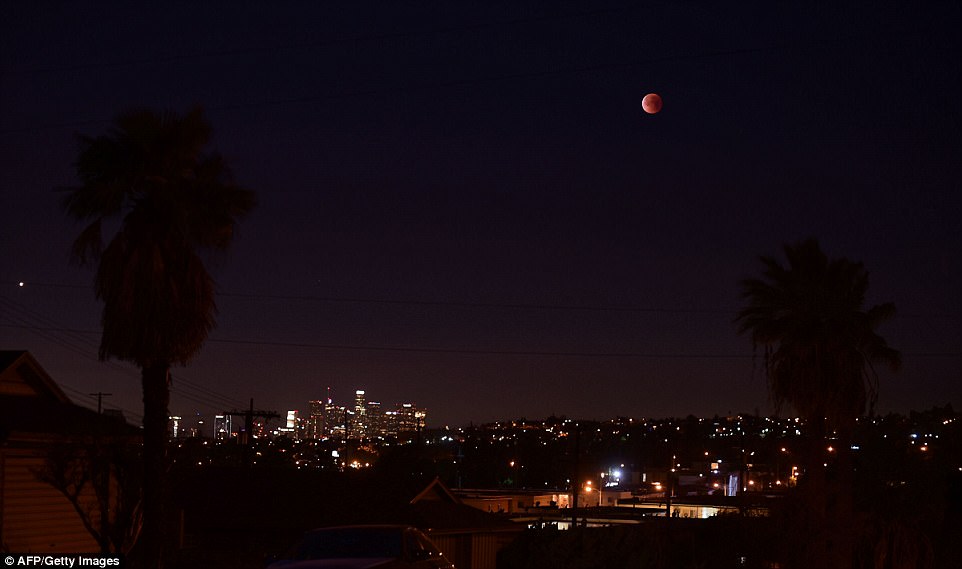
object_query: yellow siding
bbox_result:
[1,453,100,553]
[473,534,502,569]
[430,532,512,569]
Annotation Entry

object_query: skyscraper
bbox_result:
[213,414,232,440]
[352,390,367,439]
[169,415,182,439]
[397,403,426,433]
[308,399,325,439]
[367,400,383,437]
[325,398,346,439]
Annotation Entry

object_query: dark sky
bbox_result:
[2,2,960,427]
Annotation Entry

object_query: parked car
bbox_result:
[266,525,455,569]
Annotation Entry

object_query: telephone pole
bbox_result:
[89,392,112,414]
[224,398,279,466]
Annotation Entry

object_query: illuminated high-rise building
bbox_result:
[383,410,399,436]
[169,415,182,439]
[397,403,426,433]
[308,399,325,439]
[305,389,426,439]
[351,390,368,439]
[325,399,345,439]
[367,400,383,437]
[274,409,300,438]
[213,414,232,440]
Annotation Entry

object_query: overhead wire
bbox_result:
[0,294,248,416]
[9,281,960,319]
[4,321,958,360]
[0,296,145,422]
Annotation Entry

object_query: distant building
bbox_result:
[213,414,232,440]
[397,402,426,433]
[326,401,347,439]
[169,415,182,438]
[308,399,325,439]
[366,400,383,437]
[308,390,426,440]
[274,409,300,438]
[383,410,399,437]
[352,390,368,439]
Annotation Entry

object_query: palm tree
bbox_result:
[736,239,900,427]
[64,107,255,567]
[736,238,900,567]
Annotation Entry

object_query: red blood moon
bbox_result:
[642,93,662,114]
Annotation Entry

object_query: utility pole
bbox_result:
[571,422,581,528]
[665,452,674,518]
[89,392,112,414]
[224,398,279,466]
[88,392,111,543]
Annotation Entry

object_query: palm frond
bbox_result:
[736,239,900,426]
[66,107,254,367]
[69,219,104,266]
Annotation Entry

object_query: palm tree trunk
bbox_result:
[799,417,831,567]
[140,364,170,569]
[831,424,857,569]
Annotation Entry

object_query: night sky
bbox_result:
[2,2,960,427]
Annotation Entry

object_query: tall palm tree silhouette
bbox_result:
[736,239,900,567]
[64,107,255,567]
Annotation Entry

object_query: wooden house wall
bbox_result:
[0,450,100,553]
[431,530,518,569]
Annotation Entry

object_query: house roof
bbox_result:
[0,350,71,402]
[408,477,518,532]
[410,476,462,505]
[180,469,521,538]
[0,396,139,441]
[0,350,139,442]
[0,350,26,371]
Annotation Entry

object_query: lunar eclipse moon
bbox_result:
[643,93,663,114]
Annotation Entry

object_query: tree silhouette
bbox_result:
[35,439,143,555]
[736,238,900,567]
[64,107,255,567]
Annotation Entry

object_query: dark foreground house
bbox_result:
[176,468,523,569]
[0,350,140,553]
[408,477,523,569]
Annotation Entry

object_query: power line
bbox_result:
[3,280,737,314]
[170,372,248,410]
[204,336,962,359]
[0,296,246,414]
[169,385,239,413]
[8,281,960,319]
[219,291,738,314]
[0,303,145,420]
[4,322,960,360]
